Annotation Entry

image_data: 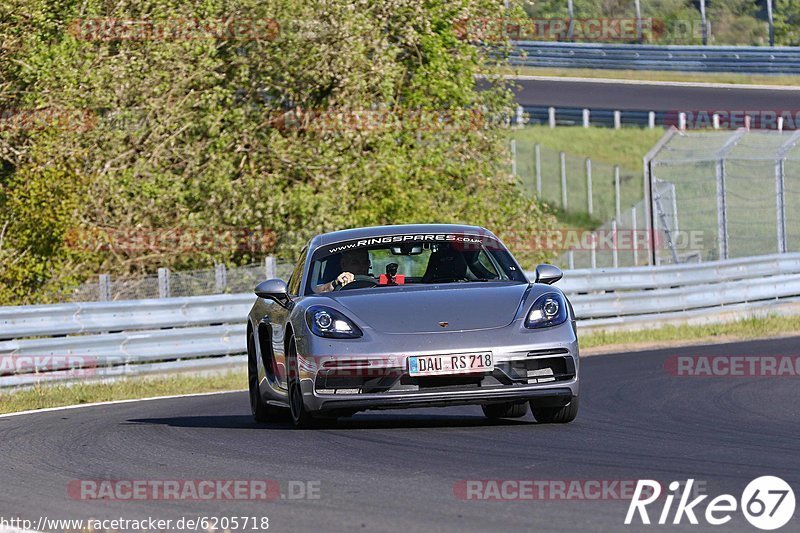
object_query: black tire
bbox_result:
[287,336,317,429]
[248,333,284,423]
[530,396,579,424]
[482,401,528,419]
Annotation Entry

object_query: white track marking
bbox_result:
[0,389,246,419]
[496,74,800,91]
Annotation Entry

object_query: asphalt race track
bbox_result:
[513,77,800,112]
[1,337,798,532]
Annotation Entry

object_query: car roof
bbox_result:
[310,224,497,249]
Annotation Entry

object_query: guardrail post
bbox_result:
[567,250,574,270]
[582,108,590,128]
[679,113,687,131]
[648,112,655,129]
[516,105,524,128]
[590,233,597,269]
[158,268,171,298]
[585,158,593,216]
[265,255,277,279]
[611,219,619,268]
[510,139,517,177]
[215,263,227,292]
[535,144,542,197]
[614,110,621,130]
[713,113,720,130]
[560,151,567,210]
[778,117,784,133]
[548,107,556,128]
[99,274,111,302]
[614,165,621,222]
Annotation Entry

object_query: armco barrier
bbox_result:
[509,41,800,74]
[1,253,799,387]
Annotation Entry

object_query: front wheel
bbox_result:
[530,396,579,424]
[482,401,528,419]
[287,336,317,429]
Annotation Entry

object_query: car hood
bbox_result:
[330,283,529,333]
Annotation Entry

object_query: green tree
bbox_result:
[0,0,556,304]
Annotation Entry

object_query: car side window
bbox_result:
[287,248,307,296]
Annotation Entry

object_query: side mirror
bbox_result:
[534,264,563,285]
[254,279,289,303]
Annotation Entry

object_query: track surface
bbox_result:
[1,337,799,532]
[513,78,800,111]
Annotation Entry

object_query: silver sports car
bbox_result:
[247,224,579,427]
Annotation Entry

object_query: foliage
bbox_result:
[0,0,557,304]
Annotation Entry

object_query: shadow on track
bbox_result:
[126,413,536,430]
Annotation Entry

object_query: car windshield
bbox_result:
[306,233,527,294]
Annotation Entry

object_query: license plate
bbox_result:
[407,352,493,377]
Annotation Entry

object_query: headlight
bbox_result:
[525,292,568,329]
[305,305,363,338]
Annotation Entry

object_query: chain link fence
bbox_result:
[648,129,800,265]
[69,258,295,302]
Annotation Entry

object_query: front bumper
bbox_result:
[297,348,579,412]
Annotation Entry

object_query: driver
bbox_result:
[315,249,372,293]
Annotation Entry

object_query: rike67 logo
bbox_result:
[625,477,795,530]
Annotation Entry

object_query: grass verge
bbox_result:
[0,371,245,415]
[581,314,800,352]
[500,66,800,87]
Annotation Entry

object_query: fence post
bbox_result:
[158,267,171,298]
[679,112,687,131]
[614,165,621,222]
[265,255,277,279]
[631,207,639,266]
[510,139,517,177]
[585,158,593,216]
[99,274,111,302]
[613,110,621,130]
[582,108,590,128]
[648,111,655,129]
[713,113,720,130]
[568,250,574,270]
[590,233,597,269]
[560,151,567,210]
[548,107,556,128]
[775,158,787,253]
[715,158,729,260]
[516,105,524,127]
[535,144,542,197]
[611,219,619,268]
[778,117,784,133]
[215,263,227,292]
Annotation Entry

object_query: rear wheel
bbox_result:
[530,397,579,424]
[248,333,284,423]
[287,336,317,429]
[481,401,528,419]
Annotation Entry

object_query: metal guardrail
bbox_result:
[510,41,800,74]
[2,253,799,388]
